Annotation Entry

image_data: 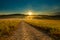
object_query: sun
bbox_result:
[28,11,32,15]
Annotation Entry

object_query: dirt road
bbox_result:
[0,21,54,40]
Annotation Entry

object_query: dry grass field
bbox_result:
[25,19,60,35]
[0,18,21,37]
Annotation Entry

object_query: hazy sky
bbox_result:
[0,0,60,15]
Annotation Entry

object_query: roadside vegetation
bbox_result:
[0,19,20,37]
[25,19,60,39]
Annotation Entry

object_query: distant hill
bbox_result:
[0,14,25,16]
[54,12,60,15]
[9,14,25,16]
[33,15,60,20]
[0,14,26,18]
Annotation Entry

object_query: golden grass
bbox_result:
[25,19,60,34]
[0,19,21,37]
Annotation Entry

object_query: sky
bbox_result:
[0,0,60,15]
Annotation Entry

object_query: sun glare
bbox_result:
[28,11,32,15]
